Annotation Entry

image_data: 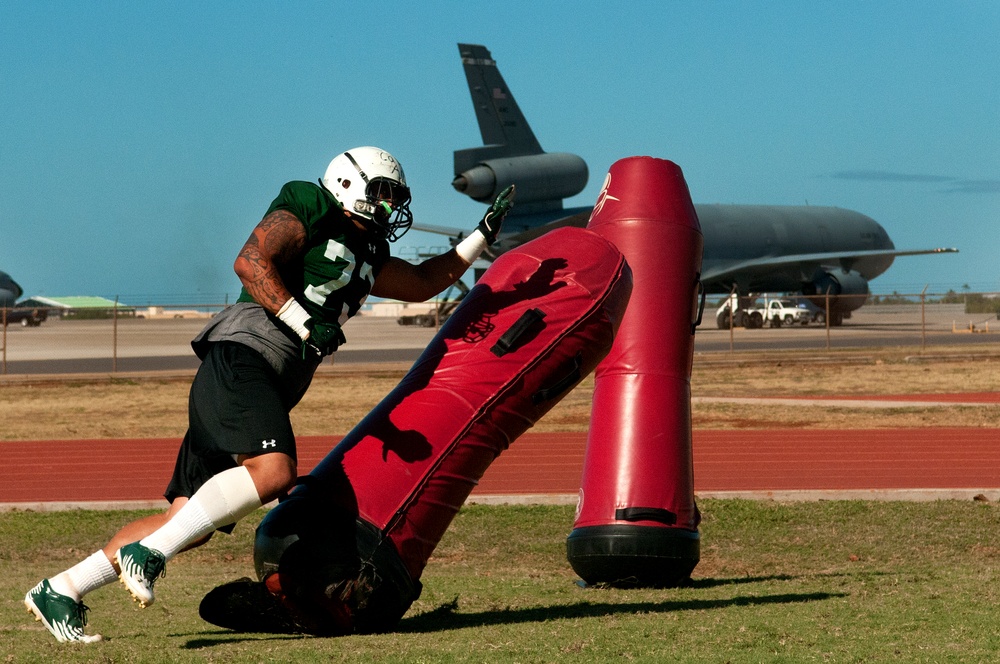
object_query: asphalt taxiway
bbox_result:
[2,303,998,377]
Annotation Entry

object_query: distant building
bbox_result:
[365,301,437,317]
[17,295,136,318]
[142,306,213,319]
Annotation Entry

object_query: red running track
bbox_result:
[3,428,999,505]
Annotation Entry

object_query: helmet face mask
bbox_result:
[322,147,413,241]
[364,177,412,237]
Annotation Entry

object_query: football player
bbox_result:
[24,146,514,643]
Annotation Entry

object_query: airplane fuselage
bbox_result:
[697,204,895,293]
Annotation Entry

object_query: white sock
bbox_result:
[49,551,118,601]
[140,466,263,560]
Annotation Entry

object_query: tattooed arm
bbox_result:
[371,253,470,303]
[233,209,307,315]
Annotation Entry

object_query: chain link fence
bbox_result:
[1,303,226,375]
[2,293,999,375]
[702,292,999,353]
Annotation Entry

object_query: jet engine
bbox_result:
[803,269,869,322]
[452,153,588,205]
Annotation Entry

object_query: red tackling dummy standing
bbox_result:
[567,156,704,587]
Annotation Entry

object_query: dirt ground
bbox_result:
[1,348,997,441]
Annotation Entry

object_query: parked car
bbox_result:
[2,306,48,327]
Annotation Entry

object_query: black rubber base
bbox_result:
[566,525,700,588]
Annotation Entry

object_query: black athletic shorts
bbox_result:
[164,341,298,503]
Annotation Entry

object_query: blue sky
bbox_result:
[2,1,997,303]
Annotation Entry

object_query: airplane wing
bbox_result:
[498,210,592,245]
[410,222,469,240]
[701,247,959,285]
[412,208,592,248]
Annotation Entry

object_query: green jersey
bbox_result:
[237,180,391,325]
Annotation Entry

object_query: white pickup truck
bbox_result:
[715,295,813,329]
[762,299,812,327]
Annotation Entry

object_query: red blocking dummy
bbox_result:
[238,226,632,635]
[567,156,704,587]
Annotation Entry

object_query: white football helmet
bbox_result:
[320,147,413,241]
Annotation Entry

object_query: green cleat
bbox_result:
[115,542,166,608]
[24,579,102,643]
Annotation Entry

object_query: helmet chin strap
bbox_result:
[344,151,370,186]
[345,151,386,222]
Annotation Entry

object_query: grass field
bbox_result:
[3,346,999,660]
[5,501,1000,662]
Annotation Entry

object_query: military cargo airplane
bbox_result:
[0,270,23,308]
[412,43,958,325]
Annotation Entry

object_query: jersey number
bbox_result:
[303,240,374,323]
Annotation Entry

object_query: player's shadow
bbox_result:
[395,590,846,634]
[687,570,870,589]
[683,573,796,588]
[178,589,844,646]
[180,633,304,647]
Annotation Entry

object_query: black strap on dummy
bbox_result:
[490,308,546,357]
[615,507,678,525]
[532,353,582,405]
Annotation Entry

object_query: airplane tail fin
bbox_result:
[456,43,542,172]
[452,43,587,218]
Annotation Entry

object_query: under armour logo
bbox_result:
[262,439,276,449]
